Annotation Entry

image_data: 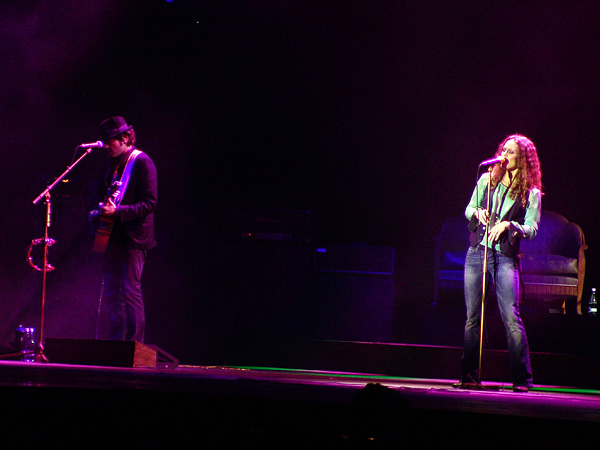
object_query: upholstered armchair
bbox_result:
[519,211,587,313]
[433,211,587,314]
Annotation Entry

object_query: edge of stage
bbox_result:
[1,339,600,447]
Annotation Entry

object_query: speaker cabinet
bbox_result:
[44,338,159,368]
[310,272,395,342]
[314,245,394,275]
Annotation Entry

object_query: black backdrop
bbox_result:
[1,1,599,364]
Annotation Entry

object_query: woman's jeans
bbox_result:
[462,245,533,386]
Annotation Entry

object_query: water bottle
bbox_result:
[15,325,36,362]
[588,288,598,317]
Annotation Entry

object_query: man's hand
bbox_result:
[100,198,117,216]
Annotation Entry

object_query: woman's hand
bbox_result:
[488,221,510,242]
[474,209,490,225]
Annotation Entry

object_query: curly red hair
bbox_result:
[491,134,543,207]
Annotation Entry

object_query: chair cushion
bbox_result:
[521,273,578,286]
[520,254,578,275]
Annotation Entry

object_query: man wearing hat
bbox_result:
[91,116,157,343]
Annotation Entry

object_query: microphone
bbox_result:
[78,141,104,148]
[479,156,507,166]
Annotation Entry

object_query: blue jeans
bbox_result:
[462,246,533,386]
[103,246,147,343]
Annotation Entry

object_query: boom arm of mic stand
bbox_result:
[33,147,94,205]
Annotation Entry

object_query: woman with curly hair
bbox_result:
[454,134,542,392]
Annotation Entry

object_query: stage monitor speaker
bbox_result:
[44,338,171,368]
[146,344,179,369]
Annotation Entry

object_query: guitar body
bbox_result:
[92,214,115,253]
[92,184,120,253]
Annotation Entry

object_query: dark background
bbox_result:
[1,0,599,364]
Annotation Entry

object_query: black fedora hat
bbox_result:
[99,116,133,141]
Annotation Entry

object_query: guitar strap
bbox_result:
[112,149,142,206]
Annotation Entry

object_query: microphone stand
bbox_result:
[477,165,493,385]
[30,147,95,363]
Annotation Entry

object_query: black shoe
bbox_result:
[452,374,480,389]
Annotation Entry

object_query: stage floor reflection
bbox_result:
[1,359,599,447]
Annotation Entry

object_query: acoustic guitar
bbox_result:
[92,182,121,253]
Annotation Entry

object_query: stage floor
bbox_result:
[1,359,600,447]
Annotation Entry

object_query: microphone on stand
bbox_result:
[479,156,507,166]
[78,141,104,148]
